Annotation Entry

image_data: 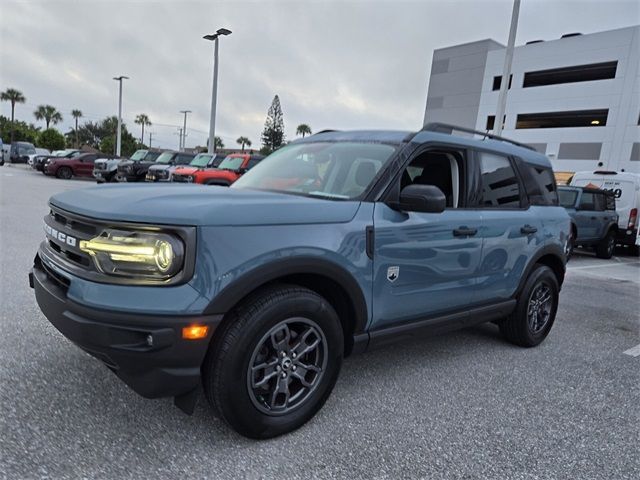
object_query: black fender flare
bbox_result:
[514,244,567,297]
[203,256,369,334]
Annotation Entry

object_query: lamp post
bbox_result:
[113,75,129,156]
[203,28,232,153]
[494,0,520,136]
[179,110,191,151]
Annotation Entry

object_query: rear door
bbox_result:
[575,191,598,240]
[78,154,97,176]
[472,151,544,302]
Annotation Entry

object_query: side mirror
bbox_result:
[397,184,446,213]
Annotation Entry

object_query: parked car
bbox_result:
[0,138,4,165]
[116,149,164,182]
[570,170,640,255]
[30,124,569,439]
[35,149,82,172]
[9,141,36,163]
[145,151,196,182]
[171,153,225,183]
[187,153,264,185]
[558,186,619,258]
[94,149,149,183]
[45,152,117,179]
[27,148,51,166]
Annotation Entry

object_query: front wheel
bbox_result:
[499,265,559,347]
[56,167,72,179]
[595,230,615,259]
[202,285,343,439]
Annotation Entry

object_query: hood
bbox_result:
[174,167,200,175]
[49,184,361,226]
[148,164,171,172]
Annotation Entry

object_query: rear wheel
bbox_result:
[56,167,72,179]
[595,230,615,259]
[499,265,559,347]
[202,285,343,439]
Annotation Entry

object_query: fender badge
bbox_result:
[387,266,399,283]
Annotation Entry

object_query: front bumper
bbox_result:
[30,256,222,399]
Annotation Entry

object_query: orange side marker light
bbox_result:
[182,325,209,340]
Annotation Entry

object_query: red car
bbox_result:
[45,152,118,179]
[173,153,264,186]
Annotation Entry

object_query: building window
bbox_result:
[515,109,608,129]
[558,143,602,160]
[486,115,506,130]
[492,74,513,91]
[631,143,640,162]
[523,61,617,88]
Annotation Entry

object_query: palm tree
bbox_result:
[236,136,251,151]
[71,109,83,147]
[214,136,224,150]
[0,88,26,142]
[296,124,312,138]
[34,105,63,129]
[134,114,152,147]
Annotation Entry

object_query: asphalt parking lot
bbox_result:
[1,164,638,479]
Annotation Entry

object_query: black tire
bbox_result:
[595,230,615,259]
[499,265,559,347]
[56,167,72,179]
[202,284,343,439]
[567,225,576,260]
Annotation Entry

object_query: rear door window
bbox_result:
[476,152,522,208]
[579,192,595,210]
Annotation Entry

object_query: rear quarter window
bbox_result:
[518,161,558,206]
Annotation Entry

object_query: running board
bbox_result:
[365,300,516,350]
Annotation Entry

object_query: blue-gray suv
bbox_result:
[30,124,570,438]
[558,186,618,259]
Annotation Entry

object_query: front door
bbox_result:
[371,146,483,331]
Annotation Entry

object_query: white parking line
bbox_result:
[568,262,640,271]
[623,344,640,357]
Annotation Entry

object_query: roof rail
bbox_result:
[422,123,536,151]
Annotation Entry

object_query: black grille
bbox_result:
[172,174,189,183]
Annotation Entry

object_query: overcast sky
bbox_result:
[1,0,638,150]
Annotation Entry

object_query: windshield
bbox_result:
[130,149,148,161]
[232,142,397,199]
[558,188,578,207]
[218,155,245,170]
[155,152,175,164]
[190,153,213,167]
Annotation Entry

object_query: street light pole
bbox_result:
[113,75,129,156]
[204,28,232,153]
[494,0,520,136]
[180,110,191,151]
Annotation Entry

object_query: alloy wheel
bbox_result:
[527,282,553,334]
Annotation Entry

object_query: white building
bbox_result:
[423,25,640,175]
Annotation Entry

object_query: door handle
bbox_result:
[453,227,478,237]
[520,225,538,235]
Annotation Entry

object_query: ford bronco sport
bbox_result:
[558,185,618,258]
[187,153,264,185]
[116,149,164,182]
[30,124,570,439]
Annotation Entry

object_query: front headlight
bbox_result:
[79,229,184,280]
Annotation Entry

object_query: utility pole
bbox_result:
[148,132,153,149]
[203,28,232,153]
[113,76,129,156]
[176,127,183,150]
[494,0,520,136]
[179,110,191,151]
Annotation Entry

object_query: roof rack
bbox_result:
[313,129,339,135]
[422,123,536,151]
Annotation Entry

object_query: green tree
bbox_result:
[98,116,137,156]
[71,109,82,147]
[214,136,224,149]
[0,88,26,143]
[37,128,66,151]
[34,105,63,129]
[134,113,152,147]
[261,95,285,153]
[0,116,39,144]
[236,136,251,151]
[296,124,312,138]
